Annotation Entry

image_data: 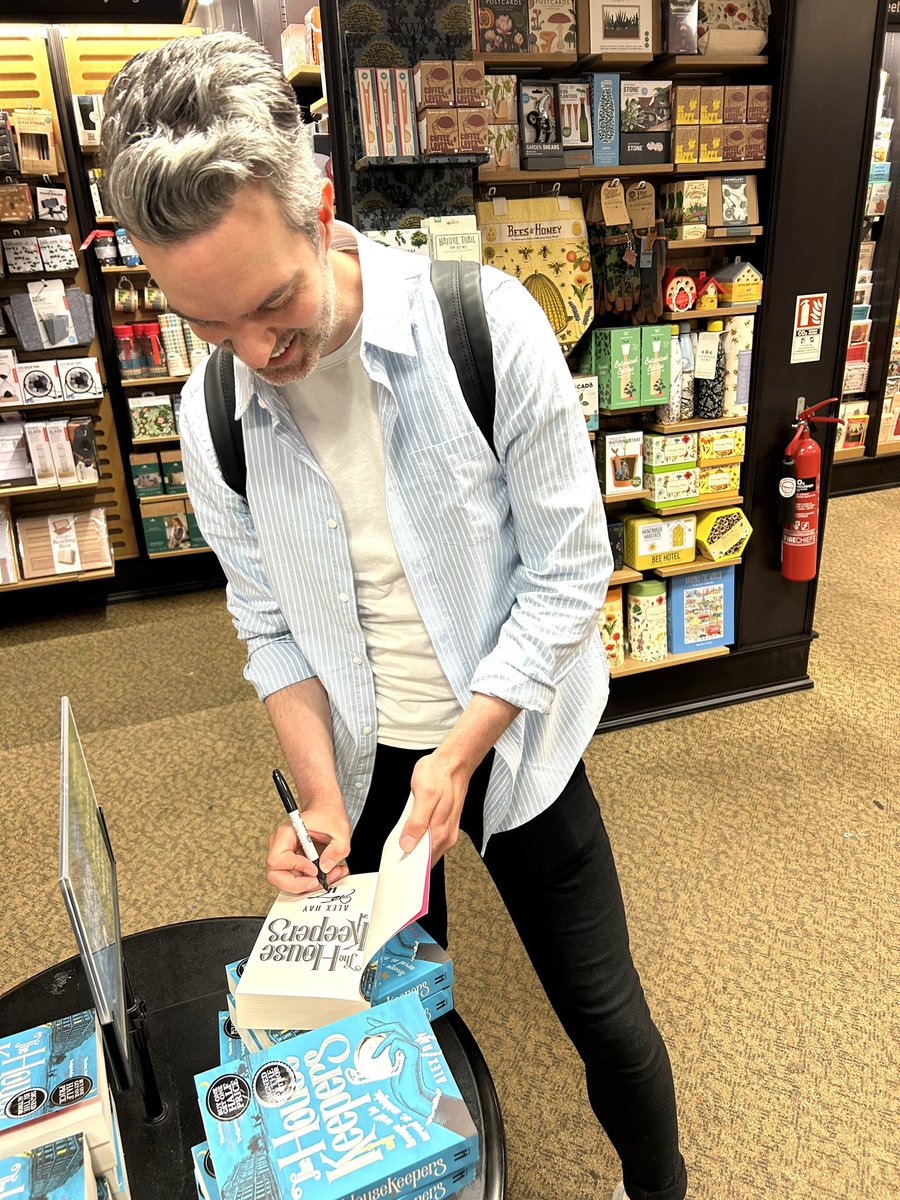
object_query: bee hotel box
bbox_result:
[696,506,752,560]
[624,513,697,570]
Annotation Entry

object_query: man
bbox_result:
[101,33,687,1200]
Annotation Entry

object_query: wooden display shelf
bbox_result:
[875,441,900,457]
[0,398,100,415]
[660,304,760,320]
[147,546,212,559]
[140,491,187,505]
[101,265,150,274]
[480,166,580,183]
[610,645,729,677]
[659,54,769,72]
[310,96,328,115]
[597,404,655,417]
[480,163,675,183]
[286,63,321,86]
[576,52,654,71]
[121,375,189,387]
[580,163,674,179]
[132,435,180,446]
[833,444,867,462]
[475,51,578,69]
[676,159,767,174]
[645,415,747,434]
[610,566,642,586]
[0,480,98,499]
[640,494,743,516]
[653,555,742,578]
[0,564,115,593]
[669,233,760,250]
[356,154,488,171]
[603,488,650,505]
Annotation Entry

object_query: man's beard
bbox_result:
[233,255,340,386]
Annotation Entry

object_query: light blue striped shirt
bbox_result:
[179,226,612,848]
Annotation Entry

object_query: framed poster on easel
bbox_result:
[58,694,132,1091]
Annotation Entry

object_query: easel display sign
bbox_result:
[58,696,131,1088]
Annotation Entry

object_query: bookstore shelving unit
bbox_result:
[319,0,888,729]
[0,25,138,604]
[831,6,900,494]
[46,21,226,601]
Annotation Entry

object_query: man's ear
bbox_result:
[318,178,336,252]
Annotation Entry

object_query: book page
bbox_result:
[367,793,431,958]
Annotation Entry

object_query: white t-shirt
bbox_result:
[281,318,462,749]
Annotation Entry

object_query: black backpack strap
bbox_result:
[204,346,247,499]
[430,258,497,458]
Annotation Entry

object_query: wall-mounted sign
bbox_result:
[791,292,827,364]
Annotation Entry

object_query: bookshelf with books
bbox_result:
[0,25,138,599]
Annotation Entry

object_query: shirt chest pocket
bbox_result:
[410,428,508,546]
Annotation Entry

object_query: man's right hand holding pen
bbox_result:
[266,770,351,895]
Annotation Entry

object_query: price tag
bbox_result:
[626,180,655,229]
[694,331,720,380]
[601,179,629,226]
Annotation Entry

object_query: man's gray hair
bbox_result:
[101,32,322,246]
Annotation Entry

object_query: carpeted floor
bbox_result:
[0,490,896,1199]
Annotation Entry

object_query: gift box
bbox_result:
[667,564,735,653]
[696,506,752,560]
[644,464,699,508]
[624,512,696,570]
[597,430,643,495]
[644,431,698,468]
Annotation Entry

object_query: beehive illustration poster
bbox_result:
[475,196,594,352]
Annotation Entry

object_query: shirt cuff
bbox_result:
[244,636,315,701]
[469,657,555,715]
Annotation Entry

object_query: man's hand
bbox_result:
[400,693,522,864]
[403,749,473,866]
[266,797,351,894]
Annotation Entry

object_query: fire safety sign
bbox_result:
[791,293,827,364]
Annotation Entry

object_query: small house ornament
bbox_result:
[693,272,725,311]
[713,259,763,305]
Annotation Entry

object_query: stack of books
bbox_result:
[193,991,478,1200]
[223,921,455,1057]
[0,1010,131,1198]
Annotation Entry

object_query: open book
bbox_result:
[235,796,431,1031]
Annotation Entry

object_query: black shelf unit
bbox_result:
[831,4,900,495]
[320,0,887,729]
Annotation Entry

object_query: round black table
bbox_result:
[0,918,506,1199]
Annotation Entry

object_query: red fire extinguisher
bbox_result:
[779,398,843,582]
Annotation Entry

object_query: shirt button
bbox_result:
[326,517,338,528]
[338,592,349,603]
[352,655,363,665]
[363,725,372,735]
[355,783,363,790]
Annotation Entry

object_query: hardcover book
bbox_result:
[365,923,453,1006]
[235,798,430,1031]
[0,1010,120,1183]
[195,993,479,1200]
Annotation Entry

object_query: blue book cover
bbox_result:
[225,959,247,998]
[0,1133,91,1200]
[0,1009,117,1175]
[192,1141,222,1200]
[219,1011,247,1065]
[195,993,478,1200]
[365,924,453,1006]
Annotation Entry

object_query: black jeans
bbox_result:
[349,745,688,1200]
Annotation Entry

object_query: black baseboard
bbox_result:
[598,637,814,731]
